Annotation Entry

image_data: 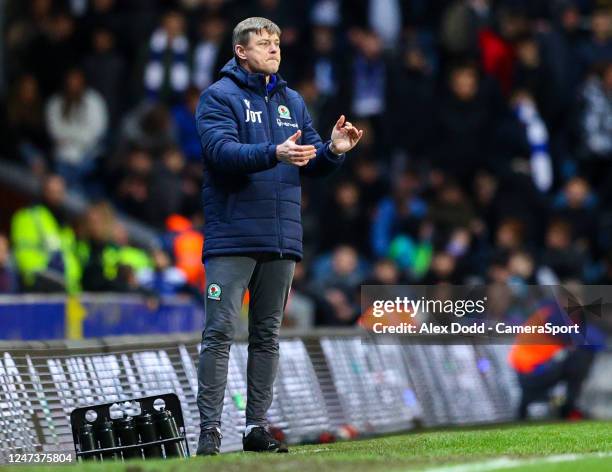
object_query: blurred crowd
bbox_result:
[1,0,612,328]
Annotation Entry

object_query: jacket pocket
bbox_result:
[223,194,237,222]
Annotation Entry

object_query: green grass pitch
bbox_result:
[3,421,611,471]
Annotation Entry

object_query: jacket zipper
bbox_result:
[265,90,283,258]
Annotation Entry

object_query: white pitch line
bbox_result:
[292,447,332,454]
[422,452,612,472]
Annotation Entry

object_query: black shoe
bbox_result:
[243,426,288,453]
[196,427,222,456]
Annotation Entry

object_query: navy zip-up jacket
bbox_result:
[196,58,345,261]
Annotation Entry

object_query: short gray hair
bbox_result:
[232,17,281,53]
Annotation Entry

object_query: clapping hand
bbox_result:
[330,115,364,154]
[276,130,316,166]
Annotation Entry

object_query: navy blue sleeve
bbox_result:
[196,88,278,173]
[298,98,345,177]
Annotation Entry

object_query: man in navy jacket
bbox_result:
[195,17,363,455]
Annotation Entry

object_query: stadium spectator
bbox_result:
[311,245,368,294]
[578,61,612,179]
[440,0,490,58]
[83,27,127,126]
[171,86,202,163]
[422,251,460,284]
[119,101,177,155]
[307,245,366,324]
[553,177,598,251]
[143,10,191,103]
[539,1,587,147]
[0,234,19,294]
[78,201,151,293]
[314,284,360,326]
[363,258,403,285]
[10,174,81,293]
[24,9,79,98]
[45,68,108,189]
[294,75,325,132]
[495,218,527,253]
[487,251,511,284]
[4,0,54,80]
[79,0,126,51]
[179,166,205,219]
[0,74,51,174]
[319,180,370,254]
[351,155,387,216]
[508,250,537,285]
[371,170,427,259]
[541,219,587,280]
[472,170,500,233]
[509,286,606,419]
[308,25,339,98]
[429,181,476,237]
[301,24,342,129]
[444,227,481,279]
[597,249,612,284]
[163,214,205,291]
[386,220,433,280]
[109,221,153,292]
[344,29,389,148]
[478,171,547,245]
[341,0,407,49]
[192,14,230,91]
[136,248,189,296]
[112,148,154,221]
[513,35,560,124]
[386,37,436,157]
[78,201,116,292]
[579,8,612,69]
[433,62,505,184]
[148,146,187,228]
[479,6,529,96]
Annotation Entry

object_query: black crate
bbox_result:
[70,393,190,461]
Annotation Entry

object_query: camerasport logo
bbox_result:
[207,283,221,300]
[278,105,291,119]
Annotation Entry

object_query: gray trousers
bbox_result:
[197,254,295,430]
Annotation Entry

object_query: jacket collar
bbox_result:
[219,58,286,97]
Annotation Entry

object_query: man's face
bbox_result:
[451,68,478,101]
[163,12,185,38]
[592,11,611,40]
[66,70,85,96]
[236,29,281,75]
[43,176,66,208]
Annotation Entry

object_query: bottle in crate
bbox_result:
[154,409,186,458]
[114,416,142,460]
[96,419,119,460]
[136,412,163,458]
[78,423,98,461]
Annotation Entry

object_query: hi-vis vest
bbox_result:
[77,242,152,281]
[10,205,81,294]
[508,305,564,374]
[166,214,205,290]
